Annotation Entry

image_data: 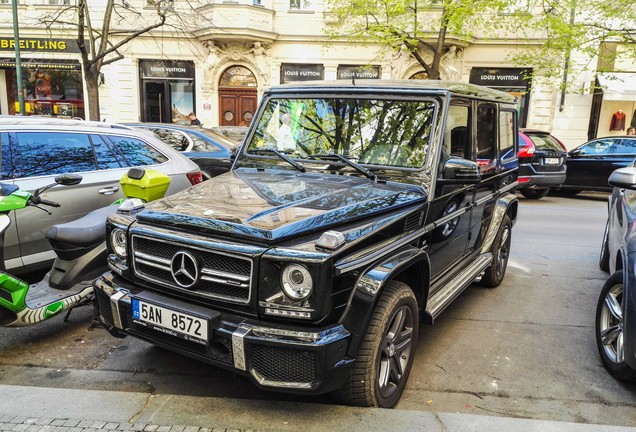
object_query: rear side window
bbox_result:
[499,110,516,160]
[151,128,190,152]
[11,132,96,178]
[476,103,496,164]
[609,138,636,154]
[91,134,125,169]
[105,135,169,166]
[525,133,563,152]
[192,135,220,152]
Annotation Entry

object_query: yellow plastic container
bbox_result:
[120,168,171,202]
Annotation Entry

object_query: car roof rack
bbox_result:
[0,115,133,130]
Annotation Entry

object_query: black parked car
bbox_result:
[597,166,636,381]
[95,80,519,408]
[127,124,240,179]
[516,129,567,199]
[559,136,636,193]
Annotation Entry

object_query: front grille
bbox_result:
[131,235,253,304]
[251,344,317,383]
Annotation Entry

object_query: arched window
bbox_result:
[219,66,257,87]
[409,71,429,80]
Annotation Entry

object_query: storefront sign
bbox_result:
[280,63,324,84]
[0,38,83,53]
[0,58,81,70]
[337,65,381,80]
[469,68,531,88]
[140,60,195,80]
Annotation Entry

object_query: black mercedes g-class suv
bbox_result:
[94,80,519,408]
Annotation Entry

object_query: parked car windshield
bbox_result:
[524,132,564,152]
[244,97,437,169]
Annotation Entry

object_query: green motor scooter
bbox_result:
[0,167,170,327]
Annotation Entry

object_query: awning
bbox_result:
[597,72,636,101]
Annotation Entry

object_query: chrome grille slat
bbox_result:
[131,234,253,304]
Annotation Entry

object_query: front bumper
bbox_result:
[93,272,353,395]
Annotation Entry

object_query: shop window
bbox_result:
[11,132,96,178]
[219,66,257,87]
[105,136,169,166]
[16,67,85,119]
[290,0,313,10]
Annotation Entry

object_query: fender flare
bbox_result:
[339,245,429,357]
[480,193,518,254]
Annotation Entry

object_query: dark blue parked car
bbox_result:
[597,165,636,382]
[127,124,240,179]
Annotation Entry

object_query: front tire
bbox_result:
[596,271,636,381]
[479,215,512,288]
[338,281,418,408]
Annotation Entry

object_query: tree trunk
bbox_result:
[84,69,100,121]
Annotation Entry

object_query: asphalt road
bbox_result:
[1,192,634,426]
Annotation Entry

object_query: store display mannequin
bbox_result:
[610,110,626,131]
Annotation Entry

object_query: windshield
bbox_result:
[244,97,437,169]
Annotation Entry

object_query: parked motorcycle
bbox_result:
[0,167,170,327]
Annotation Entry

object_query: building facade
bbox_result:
[0,0,634,149]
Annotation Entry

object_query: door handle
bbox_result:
[98,186,120,195]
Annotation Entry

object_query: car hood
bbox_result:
[135,169,426,243]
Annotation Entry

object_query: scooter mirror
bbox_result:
[54,173,83,186]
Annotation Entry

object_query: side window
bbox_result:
[192,136,220,152]
[475,103,496,165]
[609,139,636,155]
[1,132,12,180]
[90,134,125,169]
[105,135,169,167]
[11,132,96,178]
[577,139,613,155]
[499,109,516,161]
[151,128,190,152]
[444,104,470,159]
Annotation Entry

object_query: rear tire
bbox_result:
[520,188,550,200]
[479,215,512,288]
[338,281,418,408]
[595,271,636,381]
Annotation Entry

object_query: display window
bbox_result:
[2,60,85,119]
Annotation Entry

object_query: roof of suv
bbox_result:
[0,115,133,130]
[267,80,517,103]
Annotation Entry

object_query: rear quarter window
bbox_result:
[105,135,169,166]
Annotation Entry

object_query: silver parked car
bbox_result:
[0,116,202,274]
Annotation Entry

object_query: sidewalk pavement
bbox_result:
[0,384,634,432]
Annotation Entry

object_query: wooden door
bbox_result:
[219,88,257,126]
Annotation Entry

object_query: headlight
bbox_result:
[110,228,127,258]
[281,264,313,300]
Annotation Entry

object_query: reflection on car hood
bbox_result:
[136,169,426,242]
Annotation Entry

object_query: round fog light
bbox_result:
[281,264,313,300]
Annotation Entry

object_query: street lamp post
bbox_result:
[11,0,25,115]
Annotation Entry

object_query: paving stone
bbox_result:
[53,426,70,432]
[11,424,29,432]
[88,422,106,430]
[129,425,145,432]
[103,424,119,431]
[143,425,159,432]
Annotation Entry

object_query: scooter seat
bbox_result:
[46,205,119,249]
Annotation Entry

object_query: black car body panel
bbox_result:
[94,80,520,405]
[562,136,636,192]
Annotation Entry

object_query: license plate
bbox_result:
[131,299,208,345]
[544,157,560,165]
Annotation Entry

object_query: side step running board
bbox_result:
[425,253,493,323]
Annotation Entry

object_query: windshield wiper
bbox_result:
[251,149,306,173]
[307,153,376,181]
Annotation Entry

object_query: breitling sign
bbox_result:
[0,37,82,53]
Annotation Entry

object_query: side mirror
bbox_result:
[53,173,83,186]
[608,167,636,189]
[439,158,481,184]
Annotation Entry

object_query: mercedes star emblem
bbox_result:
[170,251,199,288]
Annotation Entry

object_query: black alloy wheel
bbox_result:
[479,214,512,288]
